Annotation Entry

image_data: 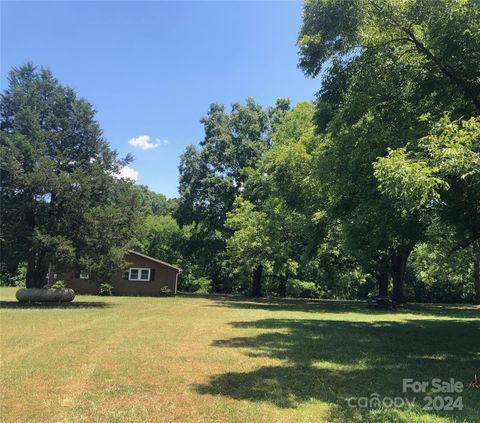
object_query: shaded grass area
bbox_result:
[196,318,480,421]
[0,287,479,422]
[205,296,480,319]
[0,300,112,309]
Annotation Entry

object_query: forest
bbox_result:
[1,0,479,304]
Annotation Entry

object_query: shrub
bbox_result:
[286,279,320,299]
[192,277,212,294]
[405,276,474,304]
[159,286,172,296]
[0,263,27,287]
[98,283,114,296]
[178,271,212,294]
[51,280,66,289]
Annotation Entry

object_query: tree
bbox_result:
[298,0,480,112]
[375,116,480,302]
[134,185,169,216]
[296,0,479,302]
[139,215,184,264]
[133,184,179,216]
[264,102,367,299]
[407,224,478,303]
[0,63,141,287]
[222,102,361,298]
[176,98,289,291]
[225,198,271,296]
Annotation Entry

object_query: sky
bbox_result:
[1,1,320,198]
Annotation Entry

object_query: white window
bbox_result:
[129,268,151,281]
[79,271,89,279]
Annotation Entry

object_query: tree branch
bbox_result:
[400,26,480,111]
[368,0,480,111]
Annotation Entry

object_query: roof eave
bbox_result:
[128,250,183,272]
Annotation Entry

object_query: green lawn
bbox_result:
[0,287,479,423]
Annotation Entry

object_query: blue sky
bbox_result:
[1,1,320,198]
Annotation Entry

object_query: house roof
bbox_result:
[128,250,183,272]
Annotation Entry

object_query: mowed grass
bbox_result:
[0,287,479,423]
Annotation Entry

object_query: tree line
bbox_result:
[1,0,479,303]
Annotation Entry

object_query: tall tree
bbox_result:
[375,116,480,302]
[225,198,271,296]
[0,63,141,287]
[296,0,479,302]
[176,98,288,291]
[264,102,366,298]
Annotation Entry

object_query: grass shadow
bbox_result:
[204,296,480,319]
[0,300,113,309]
[195,316,480,422]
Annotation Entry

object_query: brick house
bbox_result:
[52,250,182,296]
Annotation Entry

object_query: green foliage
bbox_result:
[159,286,172,296]
[177,98,272,231]
[98,283,114,296]
[192,277,212,294]
[295,0,480,302]
[0,262,27,287]
[183,276,212,294]
[286,279,320,299]
[2,1,478,305]
[375,116,480,301]
[176,98,290,291]
[298,0,480,111]
[304,240,368,300]
[133,185,178,216]
[375,116,480,212]
[374,148,448,212]
[50,280,66,289]
[0,63,143,287]
[139,215,184,264]
[262,103,368,299]
[404,222,477,303]
[267,102,322,213]
[176,259,213,293]
[406,271,475,304]
[225,198,272,293]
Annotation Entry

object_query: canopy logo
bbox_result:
[346,378,464,411]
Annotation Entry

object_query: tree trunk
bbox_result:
[278,274,287,297]
[24,197,48,289]
[25,250,49,288]
[252,264,263,297]
[390,246,413,304]
[277,268,290,298]
[6,261,20,277]
[474,252,480,305]
[391,256,405,303]
[377,272,389,297]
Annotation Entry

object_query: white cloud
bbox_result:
[115,165,139,181]
[128,135,159,150]
[128,135,169,150]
